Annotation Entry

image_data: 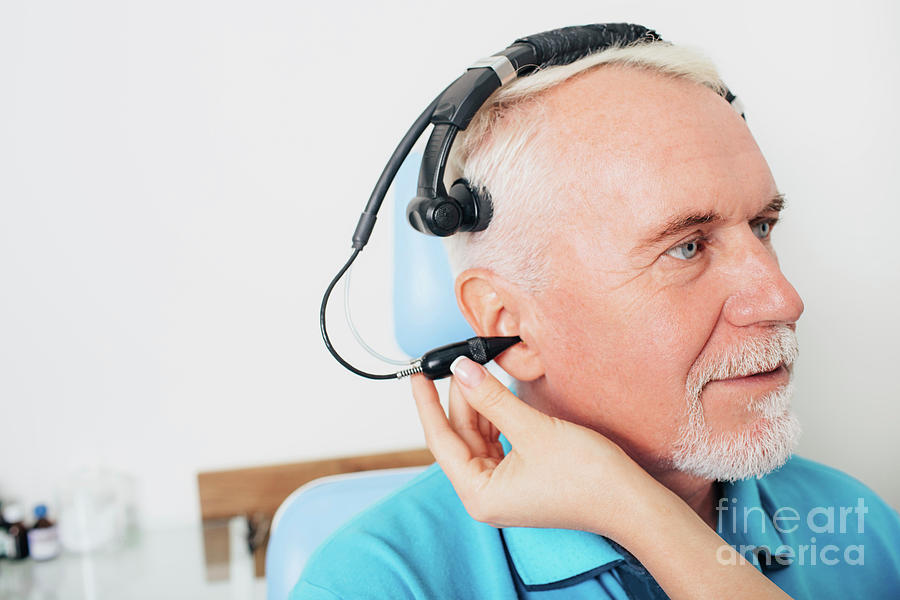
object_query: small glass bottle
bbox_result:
[1,504,29,560]
[27,504,61,561]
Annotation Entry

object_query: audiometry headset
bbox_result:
[320,23,746,381]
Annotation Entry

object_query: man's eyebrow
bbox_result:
[631,210,724,255]
[764,192,786,214]
[630,193,786,255]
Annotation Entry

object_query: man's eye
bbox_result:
[751,219,776,240]
[665,237,705,261]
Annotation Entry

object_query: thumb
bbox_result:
[449,356,547,449]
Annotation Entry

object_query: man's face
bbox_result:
[525,66,805,477]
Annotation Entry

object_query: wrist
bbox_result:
[599,471,688,547]
[614,483,717,567]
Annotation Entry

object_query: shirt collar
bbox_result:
[717,475,793,572]
[496,431,792,590]
[497,433,625,590]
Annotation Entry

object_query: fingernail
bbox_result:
[450,356,485,388]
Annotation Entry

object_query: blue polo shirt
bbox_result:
[292,436,900,599]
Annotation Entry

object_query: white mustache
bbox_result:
[686,324,799,398]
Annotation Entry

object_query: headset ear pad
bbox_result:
[407,194,461,237]
[449,179,493,233]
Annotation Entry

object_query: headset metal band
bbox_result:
[729,95,746,118]
[468,55,517,86]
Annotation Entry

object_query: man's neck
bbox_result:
[644,466,720,531]
[515,380,720,531]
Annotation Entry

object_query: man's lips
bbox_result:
[709,363,789,385]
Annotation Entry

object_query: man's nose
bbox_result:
[721,233,805,328]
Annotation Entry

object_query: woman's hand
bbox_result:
[410,356,662,540]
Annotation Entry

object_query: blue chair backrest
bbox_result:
[265,467,428,600]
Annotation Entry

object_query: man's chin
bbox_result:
[671,385,802,481]
[713,405,792,438]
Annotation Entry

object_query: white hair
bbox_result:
[441,41,728,293]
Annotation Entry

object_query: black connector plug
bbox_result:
[417,336,522,380]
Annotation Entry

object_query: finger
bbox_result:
[410,374,500,498]
[448,376,491,456]
[449,357,547,449]
[488,422,504,459]
[477,407,492,439]
[477,409,503,459]
[409,374,475,482]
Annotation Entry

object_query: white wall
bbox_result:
[1,0,897,529]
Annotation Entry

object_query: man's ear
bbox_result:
[455,268,544,382]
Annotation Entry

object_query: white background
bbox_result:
[1,0,897,530]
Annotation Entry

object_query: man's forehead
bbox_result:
[542,63,731,142]
[537,63,756,167]
[537,65,774,244]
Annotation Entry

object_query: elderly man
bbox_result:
[295,31,900,599]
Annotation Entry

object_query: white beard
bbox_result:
[670,325,803,482]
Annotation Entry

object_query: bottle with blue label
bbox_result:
[27,504,60,560]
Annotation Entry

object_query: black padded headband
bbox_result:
[515,23,661,69]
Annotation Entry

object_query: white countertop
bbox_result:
[0,525,266,600]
